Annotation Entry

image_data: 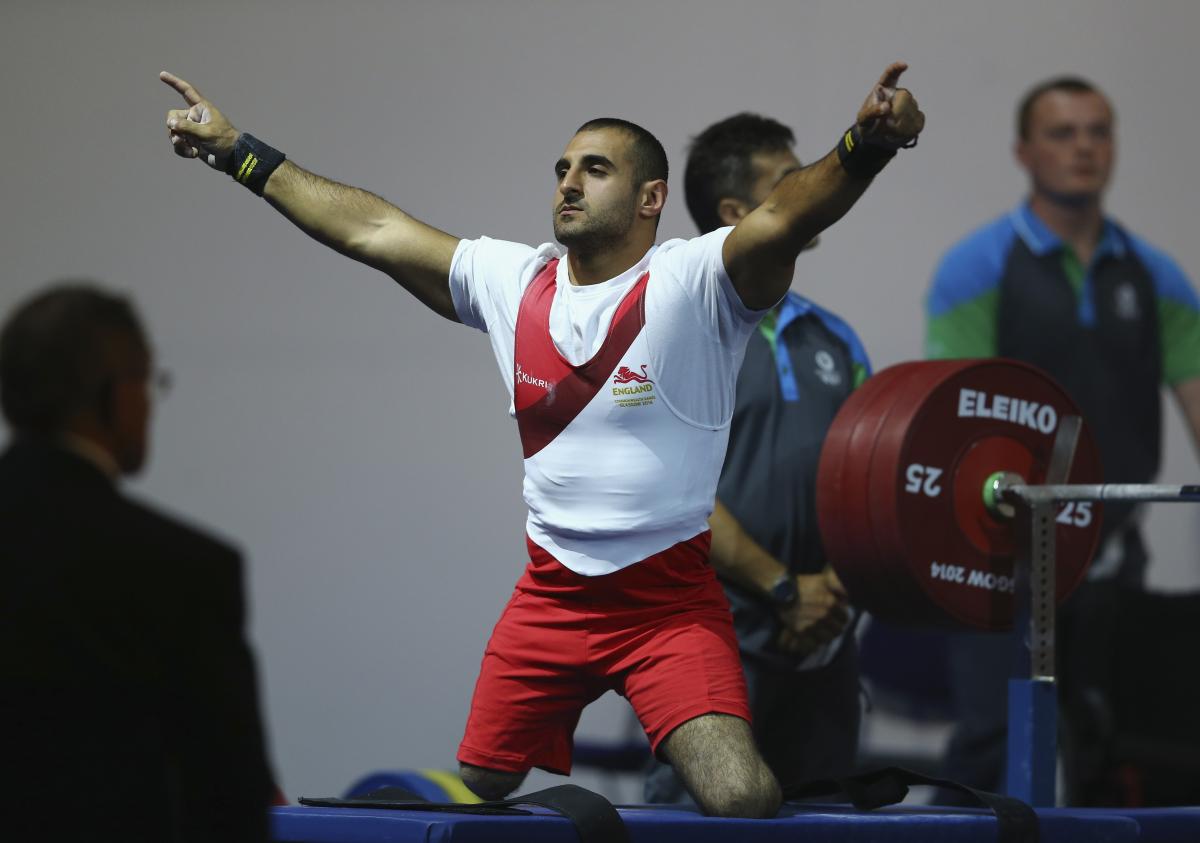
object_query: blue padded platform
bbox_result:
[273,802,1142,842]
[1094,808,1200,843]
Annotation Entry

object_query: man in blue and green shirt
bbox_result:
[925,76,1200,798]
[645,113,871,802]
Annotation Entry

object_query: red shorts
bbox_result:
[457,531,750,775]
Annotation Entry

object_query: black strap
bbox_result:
[783,766,1039,843]
[300,783,629,843]
[510,785,630,843]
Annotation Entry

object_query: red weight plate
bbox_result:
[861,361,967,625]
[872,359,1102,630]
[818,364,918,613]
[869,368,1000,627]
[819,362,943,622]
[870,365,1010,628]
[866,360,1005,625]
[817,384,879,572]
[831,375,912,619]
[817,363,915,604]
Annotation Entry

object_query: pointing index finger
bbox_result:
[876,61,908,91]
[160,71,204,106]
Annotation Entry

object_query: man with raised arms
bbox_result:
[161,65,924,817]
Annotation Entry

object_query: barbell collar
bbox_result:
[983,471,1025,519]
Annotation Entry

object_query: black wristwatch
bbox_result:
[768,574,799,607]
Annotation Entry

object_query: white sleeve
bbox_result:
[646,228,771,429]
[653,227,769,344]
[448,236,540,333]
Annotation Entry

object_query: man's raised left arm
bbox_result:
[722,62,925,310]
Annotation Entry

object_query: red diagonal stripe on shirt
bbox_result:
[514,258,650,459]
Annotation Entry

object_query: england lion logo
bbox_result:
[613,364,653,385]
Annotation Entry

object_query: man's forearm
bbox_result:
[759,150,873,262]
[723,64,922,309]
[263,163,420,271]
[708,499,789,596]
[722,150,874,309]
[162,72,460,317]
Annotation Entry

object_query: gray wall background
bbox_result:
[3,0,1198,799]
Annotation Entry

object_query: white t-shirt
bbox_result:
[449,228,768,573]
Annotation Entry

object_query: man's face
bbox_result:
[552,128,641,250]
[1017,89,1115,205]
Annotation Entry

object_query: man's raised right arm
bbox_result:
[161,71,460,321]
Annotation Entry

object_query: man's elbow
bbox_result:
[343,216,399,264]
[749,206,823,265]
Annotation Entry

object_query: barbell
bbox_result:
[815,358,1200,805]
[816,358,1107,631]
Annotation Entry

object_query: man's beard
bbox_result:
[553,198,636,255]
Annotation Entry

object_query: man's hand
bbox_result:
[775,566,851,657]
[161,71,240,171]
[855,62,925,149]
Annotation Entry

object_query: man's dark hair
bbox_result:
[0,284,148,434]
[1017,76,1103,140]
[684,113,796,234]
[576,118,669,187]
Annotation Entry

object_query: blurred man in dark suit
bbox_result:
[0,285,274,841]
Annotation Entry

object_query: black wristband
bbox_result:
[835,125,896,179]
[227,133,286,196]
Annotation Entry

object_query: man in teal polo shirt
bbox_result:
[925,76,1200,799]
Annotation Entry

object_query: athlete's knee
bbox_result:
[661,713,782,818]
[695,769,781,819]
[458,762,527,801]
